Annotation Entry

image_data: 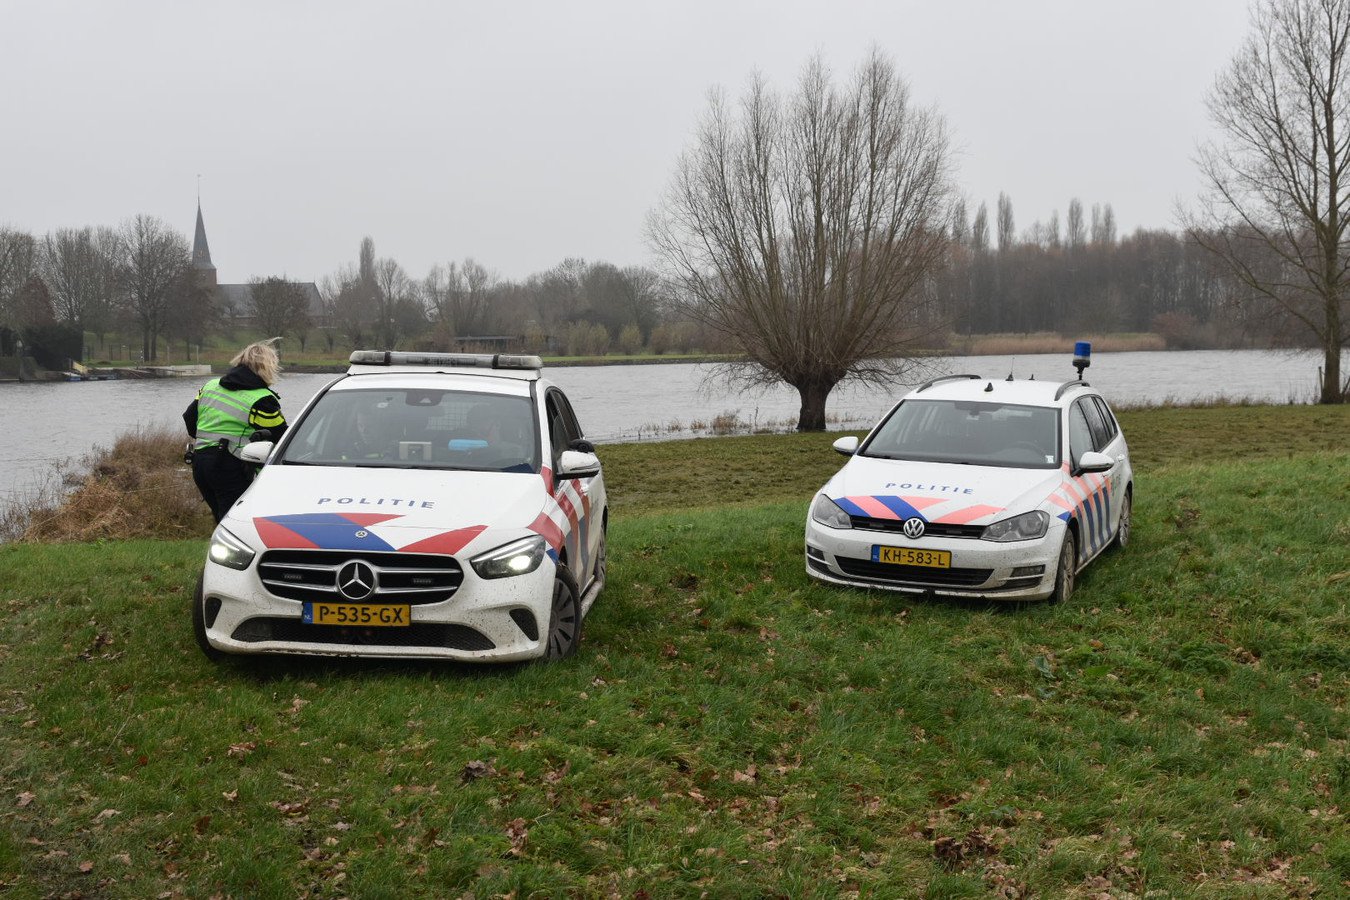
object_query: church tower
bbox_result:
[191,202,218,292]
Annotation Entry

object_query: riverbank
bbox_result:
[110,332,1190,374]
[6,403,1348,539]
[0,409,1345,896]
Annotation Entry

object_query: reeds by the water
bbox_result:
[950,331,1167,356]
[6,427,212,543]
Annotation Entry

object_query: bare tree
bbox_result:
[1066,198,1086,250]
[39,227,117,328]
[324,264,367,349]
[249,276,311,341]
[996,193,1016,253]
[112,215,190,361]
[163,270,218,361]
[1186,0,1349,402]
[0,227,37,335]
[1090,203,1117,245]
[426,257,497,337]
[372,257,420,347]
[971,203,990,252]
[648,50,953,430]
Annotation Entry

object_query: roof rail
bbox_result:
[348,350,542,371]
[1054,379,1090,400]
[915,373,981,393]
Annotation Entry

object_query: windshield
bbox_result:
[862,399,1060,468]
[279,388,540,473]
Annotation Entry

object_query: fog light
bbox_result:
[1010,565,1045,578]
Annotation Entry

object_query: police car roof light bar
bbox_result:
[1072,341,1091,379]
[348,350,543,370]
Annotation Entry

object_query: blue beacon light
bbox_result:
[1073,341,1091,379]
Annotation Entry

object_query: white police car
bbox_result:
[194,351,607,662]
[805,345,1131,602]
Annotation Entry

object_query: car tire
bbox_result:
[191,573,225,661]
[545,565,582,661]
[1112,489,1132,550]
[1050,530,1077,605]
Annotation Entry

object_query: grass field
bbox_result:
[0,406,1347,897]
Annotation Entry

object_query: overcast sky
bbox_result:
[1,0,1250,284]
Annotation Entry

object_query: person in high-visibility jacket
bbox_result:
[182,340,288,523]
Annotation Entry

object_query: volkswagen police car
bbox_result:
[805,344,1131,603]
[193,351,607,663]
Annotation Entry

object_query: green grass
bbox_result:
[1,406,1347,897]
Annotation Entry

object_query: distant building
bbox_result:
[191,203,323,323]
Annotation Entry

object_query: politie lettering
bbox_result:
[317,497,436,508]
[883,482,974,494]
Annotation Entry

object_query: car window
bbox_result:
[1092,397,1120,444]
[1077,398,1111,451]
[279,388,539,473]
[545,391,577,466]
[1068,403,1095,469]
[554,390,585,440]
[862,399,1060,468]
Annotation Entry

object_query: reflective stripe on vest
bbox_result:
[193,378,276,456]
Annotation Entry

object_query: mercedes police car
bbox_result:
[805,344,1131,603]
[194,351,607,663]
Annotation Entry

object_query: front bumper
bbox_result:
[804,517,1063,601]
[198,549,558,662]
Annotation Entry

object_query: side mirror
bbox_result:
[557,449,601,480]
[832,436,859,456]
[239,441,274,465]
[568,438,596,454]
[1077,450,1113,474]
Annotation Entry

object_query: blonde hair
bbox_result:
[231,338,282,385]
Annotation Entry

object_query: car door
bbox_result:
[545,388,604,584]
[1075,396,1128,550]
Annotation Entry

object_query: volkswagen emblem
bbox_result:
[337,560,377,601]
[902,517,926,539]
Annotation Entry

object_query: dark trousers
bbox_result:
[192,448,255,524]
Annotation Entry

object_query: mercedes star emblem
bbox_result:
[336,560,377,601]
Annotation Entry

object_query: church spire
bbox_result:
[192,202,215,271]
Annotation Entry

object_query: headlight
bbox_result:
[982,510,1049,542]
[471,535,547,579]
[208,526,257,570]
[810,494,852,529]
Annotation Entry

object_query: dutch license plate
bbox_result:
[873,546,951,568]
[303,602,411,627]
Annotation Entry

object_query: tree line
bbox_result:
[0,222,714,363]
[0,204,1287,370]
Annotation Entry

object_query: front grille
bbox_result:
[231,617,495,651]
[849,516,984,538]
[258,550,463,604]
[834,557,993,587]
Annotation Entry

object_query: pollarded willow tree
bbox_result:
[1188,0,1350,403]
[648,50,954,430]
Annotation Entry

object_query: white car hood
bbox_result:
[224,465,547,554]
[826,455,1062,525]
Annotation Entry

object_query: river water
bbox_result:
[0,348,1338,514]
